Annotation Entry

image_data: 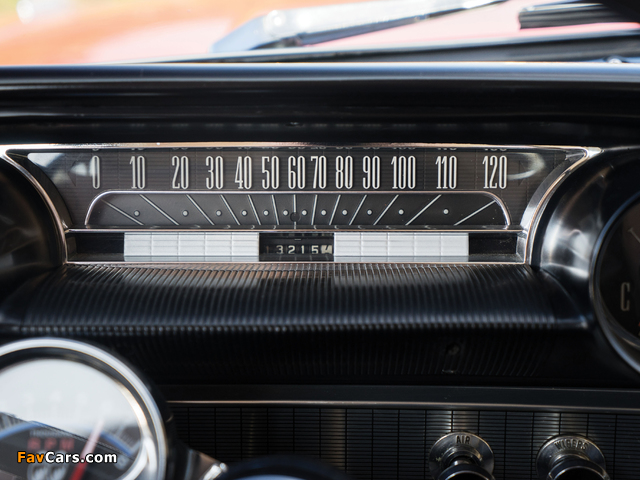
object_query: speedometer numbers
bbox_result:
[18,145,561,230]
[7,143,575,262]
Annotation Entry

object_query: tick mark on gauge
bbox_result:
[140,195,179,225]
[342,209,348,216]
[186,195,214,225]
[283,210,289,216]
[134,210,140,217]
[241,210,248,216]
[367,210,373,215]
[398,209,404,215]
[104,201,143,226]
[321,210,327,216]
[216,210,222,217]
[263,210,269,216]
[302,210,308,216]
[373,195,398,225]
[182,210,189,217]
[629,228,640,245]
[454,200,496,226]
[443,209,449,215]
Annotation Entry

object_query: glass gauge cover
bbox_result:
[0,339,166,480]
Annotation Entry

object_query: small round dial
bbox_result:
[0,339,167,480]
[596,200,640,340]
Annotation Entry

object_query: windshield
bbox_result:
[0,0,638,64]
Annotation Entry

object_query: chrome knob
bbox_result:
[429,432,495,480]
[536,435,610,480]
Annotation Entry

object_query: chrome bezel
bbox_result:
[0,338,167,480]
[591,191,640,374]
[1,142,598,265]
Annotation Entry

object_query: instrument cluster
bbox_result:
[4,143,589,263]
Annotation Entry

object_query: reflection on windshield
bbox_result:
[0,0,636,64]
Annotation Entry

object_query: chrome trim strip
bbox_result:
[66,258,522,266]
[68,227,522,233]
[1,142,596,150]
[165,399,640,413]
[0,148,68,262]
[520,146,601,262]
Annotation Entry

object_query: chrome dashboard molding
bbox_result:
[163,385,640,413]
[0,149,68,262]
[0,337,168,480]
[1,142,598,266]
[520,146,601,263]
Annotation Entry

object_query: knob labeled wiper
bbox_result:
[537,435,610,480]
[210,0,507,53]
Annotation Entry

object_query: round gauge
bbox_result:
[0,339,167,480]
[596,198,640,347]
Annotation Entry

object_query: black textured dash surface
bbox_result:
[3,263,557,382]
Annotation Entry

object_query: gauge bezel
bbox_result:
[0,338,168,480]
[592,190,640,374]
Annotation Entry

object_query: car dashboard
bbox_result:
[2,62,640,480]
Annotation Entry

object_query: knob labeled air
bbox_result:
[429,432,495,480]
[536,435,610,480]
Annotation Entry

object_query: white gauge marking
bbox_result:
[406,194,442,225]
[186,195,214,225]
[373,195,399,225]
[140,195,179,225]
[329,195,341,224]
[454,200,497,226]
[247,195,261,226]
[628,227,640,245]
[104,201,143,226]
[349,195,367,225]
[271,195,279,225]
[311,194,318,225]
[220,195,240,225]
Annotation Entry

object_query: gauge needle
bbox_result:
[68,418,104,480]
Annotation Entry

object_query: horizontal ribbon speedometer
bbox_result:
[3,143,588,262]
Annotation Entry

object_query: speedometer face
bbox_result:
[597,200,640,339]
[0,359,143,480]
[5,143,579,262]
[9,144,564,230]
